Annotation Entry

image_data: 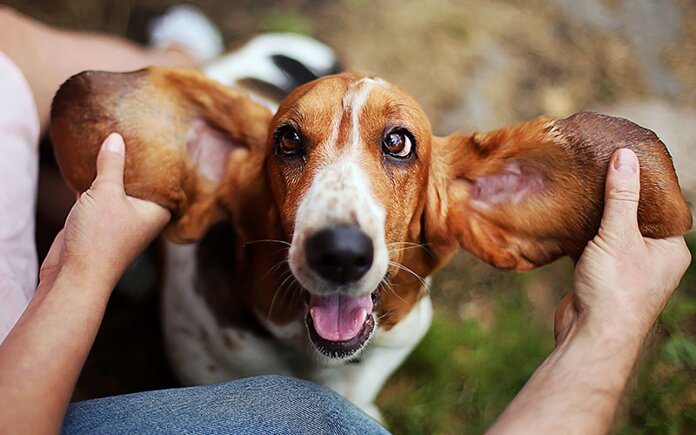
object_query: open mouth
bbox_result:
[304,290,380,359]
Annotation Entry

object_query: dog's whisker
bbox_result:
[257,258,290,285]
[388,246,425,255]
[378,278,405,303]
[387,241,422,247]
[267,270,296,318]
[376,307,394,322]
[386,241,436,259]
[244,239,291,247]
[276,272,301,311]
[288,281,304,308]
[388,261,430,293]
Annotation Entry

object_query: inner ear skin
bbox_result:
[186,119,244,183]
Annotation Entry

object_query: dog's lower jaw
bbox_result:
[302,288,382,362]
[306,311,377,361]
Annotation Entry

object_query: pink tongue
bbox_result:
[309,294,373,342]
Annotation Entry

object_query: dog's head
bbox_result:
[50,68,692,360]
[267,73,434,357]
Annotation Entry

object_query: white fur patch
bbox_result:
[204,33,337,88]
[149,5,224,63]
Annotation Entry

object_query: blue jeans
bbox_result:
[62,375,389,434]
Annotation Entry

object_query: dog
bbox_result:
[49,65,691,418]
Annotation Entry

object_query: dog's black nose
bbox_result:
[306,226,374,284]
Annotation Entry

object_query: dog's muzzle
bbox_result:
[305,225,374,284]
[303,225,378,358]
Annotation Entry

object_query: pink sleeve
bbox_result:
[0,50,40,343]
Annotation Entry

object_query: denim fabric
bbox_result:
[62,375,389,434]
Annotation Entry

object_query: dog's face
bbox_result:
[265,73,433,358]
[50,67,692,362]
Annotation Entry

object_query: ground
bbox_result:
[6,0,696,433]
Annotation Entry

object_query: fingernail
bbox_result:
[104,133,125,156]
[614,149,637,173]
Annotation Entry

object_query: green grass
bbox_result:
[379,238,696,434]
[380,288,552,434]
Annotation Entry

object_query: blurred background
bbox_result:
[5,0,696,433]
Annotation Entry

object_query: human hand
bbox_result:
[555,148,691,345]
[39,133,171,290]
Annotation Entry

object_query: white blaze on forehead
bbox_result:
[346,78,376,152]
[324,77,384,155]
[288,77,390,297]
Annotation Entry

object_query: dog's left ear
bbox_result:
[425,112,692,271]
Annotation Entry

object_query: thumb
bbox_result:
[94,133,126,187]
[600,148,641,236]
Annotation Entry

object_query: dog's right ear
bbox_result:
[424,112,692,271]
[50,67,273,242]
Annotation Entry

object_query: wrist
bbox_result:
[61,250,129,289]
[570,313,646,357]
[46,263,117,300]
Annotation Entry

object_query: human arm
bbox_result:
[0,6,197,133]
[0,133,170,434]
[487,148,691,434]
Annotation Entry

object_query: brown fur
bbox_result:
[50,67,692,333]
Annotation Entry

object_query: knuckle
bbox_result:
[607,185,639,203]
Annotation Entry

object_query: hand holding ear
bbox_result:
[554,149,691,345]
[40,133,171,291]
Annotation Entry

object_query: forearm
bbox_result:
[0,6,194,132]
[0,271,112,434]
[487,321,643,435]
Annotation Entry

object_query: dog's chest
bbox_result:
[163,243,302,384]
[162,238,313,383]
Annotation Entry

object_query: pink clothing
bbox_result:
[0,51,39,343]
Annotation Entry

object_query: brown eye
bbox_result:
[382,129,414,159]
[274,126,304,156]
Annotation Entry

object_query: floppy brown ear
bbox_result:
[50,67,273,242]
[426,112,692,271]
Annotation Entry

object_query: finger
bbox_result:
[127,196,172,227]
[600,148,641,236]
[95,132,126,187]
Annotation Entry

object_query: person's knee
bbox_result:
[211,375,349,415]
[216,375,332,402]
[252,374,323,391]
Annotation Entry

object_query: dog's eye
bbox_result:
[274,126,304,156]
[382,130,414,159]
